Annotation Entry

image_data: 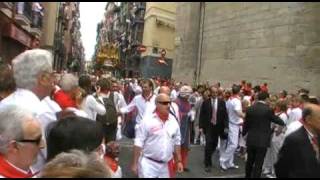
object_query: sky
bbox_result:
[79,2,107,61]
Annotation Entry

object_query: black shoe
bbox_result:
[205,167,211,173]
[183,168,190,172]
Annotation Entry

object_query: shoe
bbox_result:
[266,174,276,178]
[219,164,228,171]
[204,167,212,173]
[229,165,239,169]
[183,168,190,172]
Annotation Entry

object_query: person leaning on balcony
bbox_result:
[32,2,44,28]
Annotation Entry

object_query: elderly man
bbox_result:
[131,93,183,178]
[0,49,61,172]
[53,73,79,110]
[0,105,45,178]
[275,103,320,178]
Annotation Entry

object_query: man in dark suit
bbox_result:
[199,86,228,172]
[275,103,320,178]
[243,91,285,178]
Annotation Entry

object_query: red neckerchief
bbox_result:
[142,93,153,102]
[104,155,118,173]
[155,109,169,122]
[0,155,33,178]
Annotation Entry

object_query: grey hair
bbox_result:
[0,105,33,154]
[40,149,111,178]
[12,49,53,90]
[59,73,79,92]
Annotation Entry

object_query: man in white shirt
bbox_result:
[120,79,156,125]
[220,85,244,170]
[131,93,183,178]
[285,97,303,136]
[0,49,56,173]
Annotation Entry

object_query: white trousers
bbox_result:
[138,156,169,178]
[263,133,285,174]
[219,123,240,167]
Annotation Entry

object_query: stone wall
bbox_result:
[173,2,320,96]
[172,2,201,84]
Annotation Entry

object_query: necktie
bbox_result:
[211,99,217,125]
[311,136,319,161]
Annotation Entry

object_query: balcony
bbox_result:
[15,2,32,26]
[29,27,42,37]
[0,2,14,18]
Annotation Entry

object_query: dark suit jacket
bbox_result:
[199,98,228,137]
[275,126,320,178]
[243,101,284,148]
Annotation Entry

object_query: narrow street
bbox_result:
[118,137,245,178]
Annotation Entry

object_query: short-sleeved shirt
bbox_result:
[134,112,181,163]
[226,96,242,125]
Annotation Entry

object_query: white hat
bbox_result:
[179,85,193,98]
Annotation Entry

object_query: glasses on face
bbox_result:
[157,101,171,106]
[17,135,42,146]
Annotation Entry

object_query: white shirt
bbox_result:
[226,96,242,125]
[286,107,302,126]
[211,98,218,122]
[81,95,106,120]
[285,120,302,137]
[134,112,181,163]
[120,94,156,124]
[170,89,178,101]
[0,88,45,117]
[32,96,62,173]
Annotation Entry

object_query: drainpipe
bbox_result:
[196,2,205,85]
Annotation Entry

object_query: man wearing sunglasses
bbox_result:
[131,93,183,178]
[0,105,45,178]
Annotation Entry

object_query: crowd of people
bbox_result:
[0,49,319,178]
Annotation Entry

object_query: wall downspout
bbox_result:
[196,2,205,85]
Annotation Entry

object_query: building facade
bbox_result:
[173,2,320,95]
[53,2,84,73]
[0,2,43,64]
[141,2,176,79]
[93,2,146,78]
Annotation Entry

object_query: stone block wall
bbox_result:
[173,2,320,96]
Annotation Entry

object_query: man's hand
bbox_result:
[131,163,138,176]
[176,162,184,173]
[199,128,203,133]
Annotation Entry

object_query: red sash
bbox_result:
[0,155,33,178]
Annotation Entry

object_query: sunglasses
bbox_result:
[17,135,42,145]
[157,101,171,105]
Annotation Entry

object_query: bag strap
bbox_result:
[169,105,179,124]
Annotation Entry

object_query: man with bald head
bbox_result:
[131,93,183,178]
[275,103,320,178]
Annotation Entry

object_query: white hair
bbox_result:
[40,149,111,178]
[0,105,33,154]
[12,49,53,90]
[59,73,79,92]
